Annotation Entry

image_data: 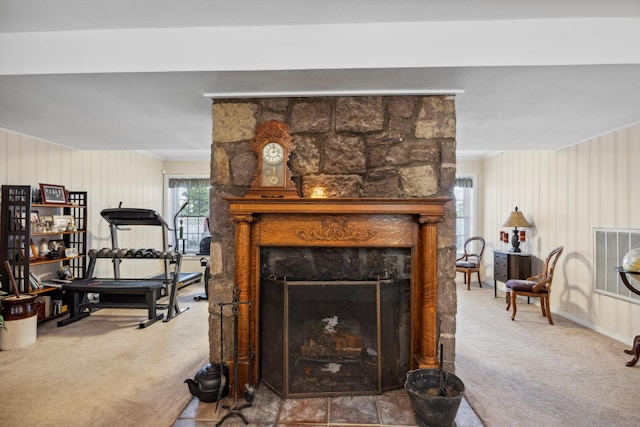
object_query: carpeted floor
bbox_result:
[5,278,638,427]
[456,280,640,427]
[0,284,210,427]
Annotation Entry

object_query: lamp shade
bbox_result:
[503,207,531,228]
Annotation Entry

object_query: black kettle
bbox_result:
[184,363,229,403]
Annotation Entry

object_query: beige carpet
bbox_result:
[0,284,210,427]
[456,281,640,427]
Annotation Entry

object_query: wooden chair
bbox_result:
[506,246,564,324]
[456,236,486,290]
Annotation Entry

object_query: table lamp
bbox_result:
[503,207,531,252]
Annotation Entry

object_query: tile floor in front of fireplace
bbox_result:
[173,382,484,426]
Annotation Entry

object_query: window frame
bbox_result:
[164,174,210,254]
[454,174,478,255]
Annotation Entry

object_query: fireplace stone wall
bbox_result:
[208,96,458,371]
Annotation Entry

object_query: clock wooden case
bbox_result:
[246,120,299,198]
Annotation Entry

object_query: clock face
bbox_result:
[262,142,284,164]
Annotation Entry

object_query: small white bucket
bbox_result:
[0,314,38,350]
[0,295,38,350]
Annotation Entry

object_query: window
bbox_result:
[454,176,476,252]
[166,177,210,254]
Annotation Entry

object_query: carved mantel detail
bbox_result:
[295,218,376,242]
[224,197,449,393]
[418,215,446,225]
[231,214,255,223]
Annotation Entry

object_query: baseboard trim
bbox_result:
[551,307,631,345]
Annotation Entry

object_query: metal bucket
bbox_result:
[404,369,465,427]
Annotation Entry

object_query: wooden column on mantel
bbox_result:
[225,197,448,394]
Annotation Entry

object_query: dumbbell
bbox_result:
[98,248,110,257]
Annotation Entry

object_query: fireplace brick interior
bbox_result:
[208,96,457,396]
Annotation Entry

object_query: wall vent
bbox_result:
[594,228,640,303]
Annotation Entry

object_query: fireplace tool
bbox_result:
[216,287,253,426]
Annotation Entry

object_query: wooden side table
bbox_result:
[494,251,532,298]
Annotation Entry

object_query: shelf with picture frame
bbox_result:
[1,185,88,322]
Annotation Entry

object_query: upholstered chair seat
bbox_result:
[456,261,477,269]
[506,279,549,294]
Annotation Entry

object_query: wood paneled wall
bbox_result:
[0,128,166,278]
[458,123,640,343]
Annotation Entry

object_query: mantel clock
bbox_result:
[246,120,299,198]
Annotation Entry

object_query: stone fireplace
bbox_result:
[208,96,457,396]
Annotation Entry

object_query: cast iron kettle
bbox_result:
[184,363,229,403]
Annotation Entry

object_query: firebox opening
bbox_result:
[259,247,411,398]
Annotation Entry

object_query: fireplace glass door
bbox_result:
[260,276,410,398]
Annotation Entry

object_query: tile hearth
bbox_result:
[173,382,483,426]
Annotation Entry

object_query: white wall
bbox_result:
[458,123,640,343]
[163,160,209,176]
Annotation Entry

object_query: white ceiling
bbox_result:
[1,0,640,161]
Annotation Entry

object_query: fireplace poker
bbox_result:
[216,287,252,426]
[215,301,227,411]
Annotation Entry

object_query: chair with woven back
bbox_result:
[506,246,564,324]
[456,236,486,290]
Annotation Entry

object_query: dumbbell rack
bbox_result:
[57,207,189,328]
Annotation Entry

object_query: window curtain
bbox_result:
[168,178,209,189]
[455,177,473,188]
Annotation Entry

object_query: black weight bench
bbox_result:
[58,279,167,328]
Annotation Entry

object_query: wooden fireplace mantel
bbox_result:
[225,197,449,392]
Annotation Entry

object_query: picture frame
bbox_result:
[52,215,76,231]
[30,210,41,233]
[59,265,74,280]
[64,247,78,258]
[39,183,67,204]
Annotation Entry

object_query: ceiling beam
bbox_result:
[3,18,640,76]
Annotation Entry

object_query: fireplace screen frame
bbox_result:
[260,276,411,398]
